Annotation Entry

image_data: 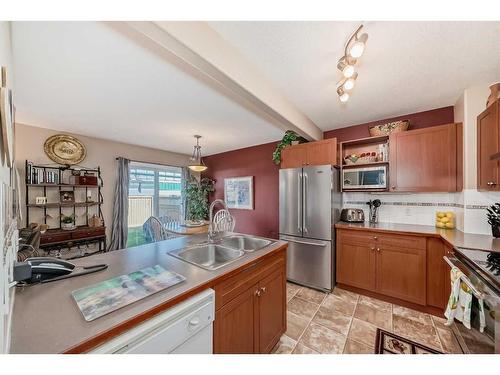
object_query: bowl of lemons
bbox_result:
[435,211,455,229]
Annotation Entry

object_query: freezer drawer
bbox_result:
[280,235,333,291]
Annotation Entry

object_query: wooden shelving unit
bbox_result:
[339,135,390,192]
[25,161,107,258]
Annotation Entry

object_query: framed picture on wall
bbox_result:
[224,176,254,210]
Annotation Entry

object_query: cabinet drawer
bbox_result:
[72,227,106,239]
[214,252,285,311]
[337,229,378,246]
[378,234,426,250]
[40,232,71,244]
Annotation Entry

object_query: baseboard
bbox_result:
[336,283,445,318]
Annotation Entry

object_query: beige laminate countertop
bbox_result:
[335,222,500,253]
[10,233,286,354]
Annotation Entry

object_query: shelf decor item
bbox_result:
[60,190,75,203]
[61,214,76,231]
[486,82,500,108]
[369,120,409,137]
[44,134,87,165]
[272,130,308,165]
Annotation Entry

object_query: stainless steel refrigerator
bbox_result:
[279,165,341,292]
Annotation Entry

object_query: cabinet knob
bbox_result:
[371,247,375,251]
[376,248,380,252]
[373,236,378,240]
[487,181,497,186]
[261,287,267,294]
[391,186,396,190]
[255,289,261,297]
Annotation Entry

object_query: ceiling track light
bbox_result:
[335,24,368,103]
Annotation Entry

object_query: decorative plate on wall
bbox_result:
[44,134,87,165]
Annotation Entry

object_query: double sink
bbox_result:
[169,235,274,271]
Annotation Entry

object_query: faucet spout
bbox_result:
[208,199,229,243]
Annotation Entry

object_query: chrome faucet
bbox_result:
[208,199,228,243]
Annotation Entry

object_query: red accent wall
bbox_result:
[203,106,454,239]
[203,141,280,239]
[323,106,455,142]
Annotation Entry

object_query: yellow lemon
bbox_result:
[446,212,454,218]
[445,222,455,229]
[437,212,445,218]
[440,217,450,223]
[436,222,445,228]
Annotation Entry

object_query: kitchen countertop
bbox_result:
[10,233,287,354]
[335,222,500,253]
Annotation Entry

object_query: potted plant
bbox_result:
[186,176,215,222]
[61,214,76,230]
[272,130,308,165]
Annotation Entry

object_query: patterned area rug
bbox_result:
[375,329,443,354]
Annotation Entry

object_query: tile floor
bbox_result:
[272,282,463,354]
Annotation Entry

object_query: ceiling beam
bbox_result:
[123,21,323,141]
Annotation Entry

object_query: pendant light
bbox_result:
[188,135,207,172]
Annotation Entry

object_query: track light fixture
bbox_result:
[336,24,368,103]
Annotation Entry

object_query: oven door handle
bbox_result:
[443,256,485,300]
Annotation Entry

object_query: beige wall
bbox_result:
[14,123,191,239]
[0,21,13,185]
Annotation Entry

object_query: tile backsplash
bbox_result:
[341,189,500,235]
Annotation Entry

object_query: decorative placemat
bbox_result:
[375,328,443,354]
[72,265,185,321]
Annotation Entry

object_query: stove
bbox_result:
[455,247,500,293]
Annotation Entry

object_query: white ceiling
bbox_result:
[11,21,500,157]
[209,21,500,130]
[11,21,283,156]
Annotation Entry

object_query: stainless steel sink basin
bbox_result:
[169,244,245,271]
[219,235,273,252]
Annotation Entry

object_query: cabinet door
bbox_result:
[214,285,259,354]
[390,123,458,192]
[426,238,448,310]
[336,241,376,291]
[306,139,337,166]
[258,267,286,353]
[477,101,500,190]
[376,246,427,305]
[281,144,307,168]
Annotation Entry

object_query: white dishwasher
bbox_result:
[90,289,215,354]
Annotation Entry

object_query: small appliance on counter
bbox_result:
[340,208,365,223]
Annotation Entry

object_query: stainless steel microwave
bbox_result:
[342,165,387,190]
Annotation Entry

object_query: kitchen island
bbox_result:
[10,233,287,354]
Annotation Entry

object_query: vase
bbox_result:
[487,82,500,108]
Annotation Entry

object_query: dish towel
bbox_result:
[444,266,486,332]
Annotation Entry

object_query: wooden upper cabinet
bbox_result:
[280,144,307,169]
[281,138,337,168]
[477,100,500,191]
[389,123,462,192]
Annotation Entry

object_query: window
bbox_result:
[126,162,184,247]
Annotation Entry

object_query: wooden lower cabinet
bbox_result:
[336,242,376,291]
[376,245,426,305]
[214,285,259,354]
[337,228,448,313]
[213,251,286,354]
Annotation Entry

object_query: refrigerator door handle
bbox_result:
[280,236,327,247]
[303,172,308,235]
[298,173,302,233]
